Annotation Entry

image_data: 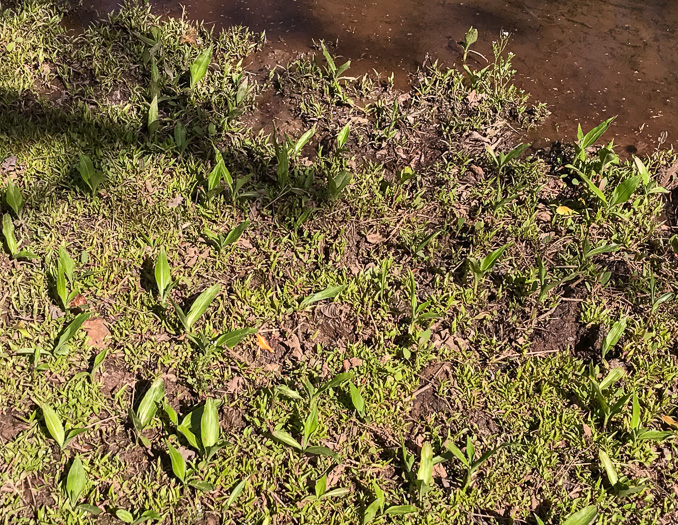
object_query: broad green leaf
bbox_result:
[337,123,350,149]
[5,181,25,218]
[116,509,134,523]
[305,445,338,459]
[599,450,618,487]
[184,285,220,331]
[155,247,170,300]
[349,382,365,414]
[190,46,213,88]
[2,213,18,255]
[148,95,159,134]
[322,487,350,499]
[303,405,319,444]
[78,503,102,515]
[318,372,354,394]
[92,348,107,376]
[579,117,615,153]
[174,122,187,152]
[321,43,336,73]
[215,328,256,349]
[272,430,302,450]
[207,159,224,193]
[226,478,247,507]
[480,244,508,273]
[56,266,68,309]
[299,284,346,309]
[293,127,316,157]
[384,505,417,516]
[586,243,619,258]
[134,510,162,524]
[66,456,87,506]
[568,165,607,206]
[445,441,469,467]
[416,442,433,486]
[315,474,327,499]
[54,312,91,355]
[275,385,303,400]
[637,429,674,442]
[630,393,640,430]
[362,499,382,524]
[224,221,249,245]
[189,480,215,492]
[163,401,179,426]
[464,26,478,46]
[503,143,530,164]
[167,441,186,482]
[41,403,65,448]
[58,246,75,282]
[609,175,640,207]
[136,377,165,429]
[633,156,650,185]
[562,505,598,525]
[602,319,627,359]
[201,398,220,450]
[329,171,353,198]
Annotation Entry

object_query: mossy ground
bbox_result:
[1,1,678,524]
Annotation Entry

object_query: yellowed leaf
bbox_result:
[556,205,575,216]
[661,415,678,429]
[256,334,274,354]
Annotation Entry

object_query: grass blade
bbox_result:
[54,312,91,355]
[299,284,346,309]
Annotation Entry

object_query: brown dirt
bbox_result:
[409,362,455,420]
[0,408,28,443]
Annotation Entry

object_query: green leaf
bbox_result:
[56,266,68,309]
[337,123,350,149]
[116,509,135,523]
[349,382,365,415]
[480,244,508,273]
[58,246,75,282]
[303,405,319,444]
[275,385,303,400]
[2,213,18,255]
[40,403,65,449]
[318,372,354,395]
[66,456,87,506]
[163,401,179,426]
[610,175,640,207]
[174,122,187,152]
[167,440,186,482]
[630,393,640,430]
[78,503,102,515]
[568,165,608,206]
[184,285,220,331]
[293,127,316,157]
[148,95,159,134]
[445,441,469,467]
[5,181,25,218]
[417,442,433,486]
[92,348,107,376]
[190,46,213,88]
[214,328,256,349]
[599,450,618,487]
[136,377,165,430]
[155,247,171,300]
[224,221,249,245]
[272,430,302,450]
[134,510,162,524]
[579,117,615,154]
[586,243,619,258]
[226,478,247,507]
[201,398,220,450]
[384,505,417,516]
[637,429,674,442]
[329,171,353,199]
[315,474,327,499]
[189,480,215,492]
[54,312,91,355]
[464,26,478,46]
[322,487,350,499]
[562,505,598,525]
[602,318,627,359]
[503,143,530,165]
[305,445,338,459]
[299,284,346,309]
[362,499,382,524]
[64,428,88,448]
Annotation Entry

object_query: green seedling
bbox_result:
[415,442,434,501]
[320,41,352,102]
[273,126,316,187]
[275,372,354,403]
[601,317,627,360]
[90,348,107,382]
[463,63,490,89]
[599,450,646,497]
[174,122,188,153]
[534,506,598,525]
[5,180,25,219]
[573,117,615,165]
[272,403,338,459]
[154,246,173,303]
[204,221,249,253]
[362,482,417,524]
[446,436,503,490]
[413,229,443,258]
[337,122,350,151]
[114,509,162,524]
[328,170,353,200]
[348,381,366,419]
[305,474,350,502]
[568,165,641,210]
[404,270,438,350]
[172,284,221,333]
[148,95,159,134]
[486,143,530,175]
[536,256,578,302]
[647,271,674,315]
[64,456,101,514]
[77,154,105,194]
[468,244,509,293]
[165,397,223,462]
[129,377,165,447]
[55,246,78,310]
[40,402,87,450]
[299,284,346,310]
[460,26,478,62]
[2,213,36,259]
[589,367,629,428]
[189,46,212,89]
[628,393,674,443]
[54,312,90,356]
[398,166,417,185]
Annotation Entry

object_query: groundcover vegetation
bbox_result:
[1,1,677,524]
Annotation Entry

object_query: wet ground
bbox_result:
[76,0,678,154]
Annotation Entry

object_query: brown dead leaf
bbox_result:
[82,317,110,349]
[69,293,87,308]
[180,29,198,45]
[342,357,363,371]
[582,423,592,438]
[661,415,678,429]
[167,195,184,208]
[365,233,386,244]
[256,334,274,353]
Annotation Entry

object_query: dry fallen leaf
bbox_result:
[661,415,678,429]
[69,293,87,308]
[82,318,110,349]
[256,333,274,353]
